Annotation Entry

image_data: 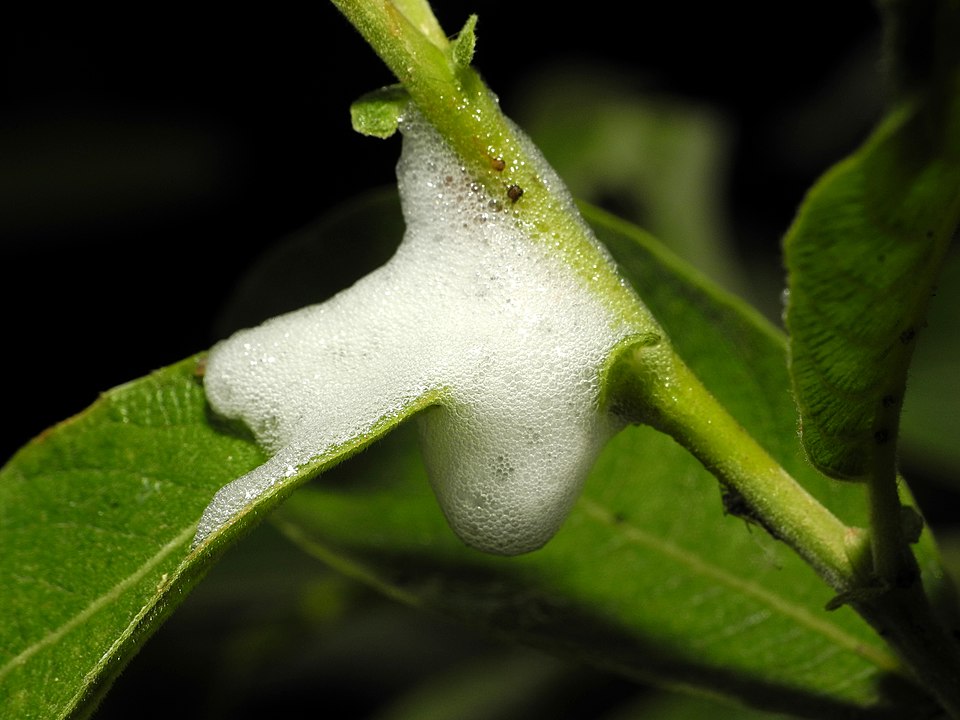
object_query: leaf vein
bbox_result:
[0,523,192,681]
[578,497,900,673]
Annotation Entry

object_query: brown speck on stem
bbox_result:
[507,184,523,203]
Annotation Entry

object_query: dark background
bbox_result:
[1,2,882,464]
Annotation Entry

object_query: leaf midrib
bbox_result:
[0,523,193,682]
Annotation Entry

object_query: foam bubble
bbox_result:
[195,110,641,555]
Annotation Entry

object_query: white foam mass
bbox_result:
[195,111,640,555]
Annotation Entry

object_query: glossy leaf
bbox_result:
[0,358,252,718]
[783,77,960,479]
[0,354,435,719]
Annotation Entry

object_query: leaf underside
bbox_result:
[0,192,949,719]
[783,78,960,479]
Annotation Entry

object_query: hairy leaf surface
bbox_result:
[783,78,960,478]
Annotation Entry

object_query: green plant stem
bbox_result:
[330,0,656,333]
[388,0,446,48]
[606,340,854,588]
[867,441,916,587]
[861,433,960,716]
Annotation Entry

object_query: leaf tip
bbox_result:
[451,14,478,69]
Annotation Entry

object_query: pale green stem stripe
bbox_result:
[578,498,902,674]
[389,0,447,47]
[0,524,194,681]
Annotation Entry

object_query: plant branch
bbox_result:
[330,0,656,333]
[866,440,916,588]
[859,415,960,716]
[604,340,855,589]
[607,338,960,717]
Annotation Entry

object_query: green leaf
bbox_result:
[783,75,960,479]
[0,358,255,718]
[450,14,477,69]
[0,353,435,719]
[262,193,945,718]
[351,85,409,139]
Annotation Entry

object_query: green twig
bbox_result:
[866,440,916,588]
[604,340,854,589]
[608,339,960,717]
[861,415,960,716]
[330,0,655,332]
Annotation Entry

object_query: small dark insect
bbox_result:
[721,485,754,520]
[874,429,890,445]
[491,157,506,172]
[881,394,898,408]
[900,327,916,344]
[507,184,523,202]
[721,485,782,540]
